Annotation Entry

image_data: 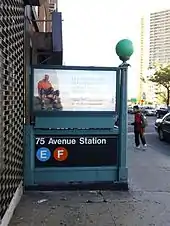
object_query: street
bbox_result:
[128,113,170,192]
[9,115,170,226]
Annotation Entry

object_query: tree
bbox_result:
[155,90,167,104]
[149,64,170,106]
[140,75,146,83]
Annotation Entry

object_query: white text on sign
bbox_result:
[36,137,107,145]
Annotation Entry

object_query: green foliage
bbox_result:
[149,64,170,89]
[150,64,170,106]
[140,76,146,83]
[155,90,167,104]
[146,101,153,105]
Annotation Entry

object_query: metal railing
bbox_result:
[0,0,24,220]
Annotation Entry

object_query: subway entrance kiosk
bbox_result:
[24,39,134,190]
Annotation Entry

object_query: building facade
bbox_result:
[149,9,170,68]
[149,10,170,104]
[138,16,157,104]
[138,10,170,104]
[37,0,57,32]
[0,0,62,224]
[138,17,145,102]
[0,0,25,222]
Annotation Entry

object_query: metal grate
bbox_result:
[0,0,24,219]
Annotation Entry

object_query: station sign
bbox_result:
[35,135,118,167]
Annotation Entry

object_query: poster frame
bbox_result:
[30,65,120,117]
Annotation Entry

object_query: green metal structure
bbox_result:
[24,39,134,190]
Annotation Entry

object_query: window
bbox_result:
[30,46,32,65]
[165,115,170,122]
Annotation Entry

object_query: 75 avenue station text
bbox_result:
[35,137,107,145]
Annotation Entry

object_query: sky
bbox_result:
[58,0,170,98]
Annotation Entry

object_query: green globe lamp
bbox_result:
[115,39,134,62]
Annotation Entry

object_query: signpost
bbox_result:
[131,98,137,104]
[141,99,144,105]
[36,147,51,162]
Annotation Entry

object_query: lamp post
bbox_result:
[115,39,134,184]
[116,39,134,64]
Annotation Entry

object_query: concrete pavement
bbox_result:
[128,134,170,192]
[9,134,170,226]
[8,189,170,226]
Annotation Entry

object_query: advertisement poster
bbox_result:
[33,68,116,111]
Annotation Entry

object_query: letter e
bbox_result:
[41,150,47,159]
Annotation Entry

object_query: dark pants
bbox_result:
[134,130,146,146]
[40,88,60,97]
[39,88,60,109]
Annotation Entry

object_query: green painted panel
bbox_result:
[34,167,118,184]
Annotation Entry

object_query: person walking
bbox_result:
[131,105,147,150]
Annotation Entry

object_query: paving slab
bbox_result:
[9,190,170,226]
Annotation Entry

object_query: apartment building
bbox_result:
[149,9,170,68]
[139,17,145,101]
[138,16,157,104]
[149,10,170,104]
[139,10,170,104]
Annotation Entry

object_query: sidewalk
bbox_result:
[9,136,170,226]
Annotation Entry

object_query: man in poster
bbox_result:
[37,74,62,110]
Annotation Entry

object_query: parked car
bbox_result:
[155,112,170,141]
[142,106,156,116]
[128,106,134,114]
[156,107,169,118]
